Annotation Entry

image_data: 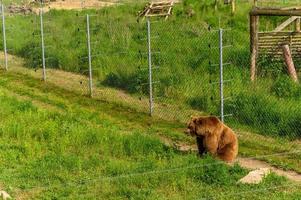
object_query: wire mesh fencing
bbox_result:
[0,1,301,152]
[1,0,301,147]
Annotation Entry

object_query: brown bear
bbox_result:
[185,116,238,162]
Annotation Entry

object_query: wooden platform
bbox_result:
[138,1,174,20]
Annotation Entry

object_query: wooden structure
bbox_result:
[138,1,174,20]
[250,7,301,81]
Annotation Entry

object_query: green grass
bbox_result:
[2,0,301,140]
[0,68,301,199]
[0,1,301,198]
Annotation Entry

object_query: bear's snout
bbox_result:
[184,129,190,134]
[184,128,193,136]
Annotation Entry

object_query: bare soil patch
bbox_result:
[35,0,119,12]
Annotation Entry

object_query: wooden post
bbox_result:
[282,44,299,83]
[250,14,259,81]
[215,0,218,10]
[254,0,257,6]
[231,0,235,14]
[295,17,301,32]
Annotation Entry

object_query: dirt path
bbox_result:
[160,136,301,183]
[237,157,301,182]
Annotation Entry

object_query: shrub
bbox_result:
[227,92,301,138]
[271,76,300,99]
[187,95,209,111]
[102,71,182,97]
[102,71,148,94]
[18,41,60,69]
[257,56,284,78]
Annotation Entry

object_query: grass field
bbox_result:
[1,0,301,140]
[0,66,301,199]
[0,0,301,198]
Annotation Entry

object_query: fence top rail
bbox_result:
[250,7,301,16]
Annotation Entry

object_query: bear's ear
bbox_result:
[193,117,198,123]
[195,117,203,125]
[208,116,220,125]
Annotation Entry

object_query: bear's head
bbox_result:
[185,116,220,137]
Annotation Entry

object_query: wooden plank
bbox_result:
[259,37,301,42]
[258,35,301,38]
[273,16,299,32]
[259,37,297,40]
[259,45,301,48]
[259,44,301,47]
[259,45,301,50]
[145,13,170,17]
[165,1,174,20]
[143,2,153,18]
[258,31,301,36]
[296,18,301,32]
[150,5,173,9]
[258,49,301,53]
[259,41,299,44]
[259,51,301,54]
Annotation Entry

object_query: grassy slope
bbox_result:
[0,64,300,199]
[3,54,301,174]
[2,0,301,140]
[1,0,301,169]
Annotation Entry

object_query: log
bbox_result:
[282,44,299,83]
[250,8,301,16]
[250,15,259,81]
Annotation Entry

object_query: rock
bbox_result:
[0,191,11,200]
[238,168,271,184]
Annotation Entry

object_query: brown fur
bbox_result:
[185,116,238,162]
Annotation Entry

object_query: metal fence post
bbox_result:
[40,1,46,81]
[86,14,93,98]
[147,18,154,116]
[1,3,7,71]
[219,28,224,122]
